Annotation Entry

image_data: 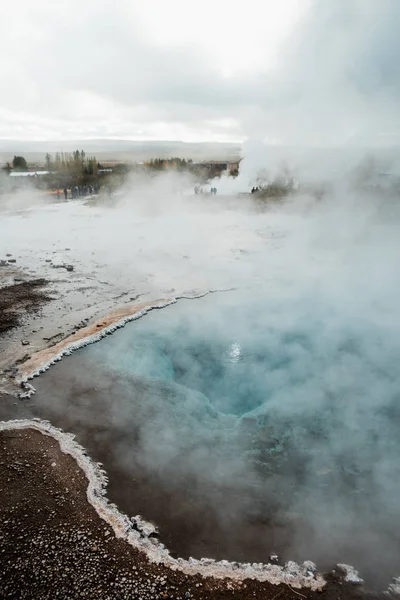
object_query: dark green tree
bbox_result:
[12,156,28,171]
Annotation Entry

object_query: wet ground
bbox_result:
[0,196,279,380]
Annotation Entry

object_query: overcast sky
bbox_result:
[0,0,399,144]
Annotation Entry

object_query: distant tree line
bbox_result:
[145,157,239,183]
[34,150,99,190]
[45,150,98,180]
[1,151,241,197]
[146,157,193,171]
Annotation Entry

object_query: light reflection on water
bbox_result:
[226,342,242,363]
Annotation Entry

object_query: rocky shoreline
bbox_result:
[0,423,381,600]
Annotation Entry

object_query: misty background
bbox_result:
[1,0,400,592]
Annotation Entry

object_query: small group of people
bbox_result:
[58,184,100,201]
[251,186,261,194]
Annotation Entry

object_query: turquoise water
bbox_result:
[83,289,400,495]
[86,290,400,421]
[31,287,400,581]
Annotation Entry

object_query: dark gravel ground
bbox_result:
[0,427,385,600]
[0,279,51,333]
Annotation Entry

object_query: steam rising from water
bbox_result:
[85,285,400,551]
[3,149,400,587]
[31,187,400,584]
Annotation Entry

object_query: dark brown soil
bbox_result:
[0,279,51,333]
[0,427,384,600]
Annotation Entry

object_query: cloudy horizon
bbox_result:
[1,0,400,145]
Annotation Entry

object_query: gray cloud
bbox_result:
[1,0,400,141]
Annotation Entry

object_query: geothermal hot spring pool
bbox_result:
[27,288,400,587]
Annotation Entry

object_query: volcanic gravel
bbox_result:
[0,428,384,599]
[0,279,50,333]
